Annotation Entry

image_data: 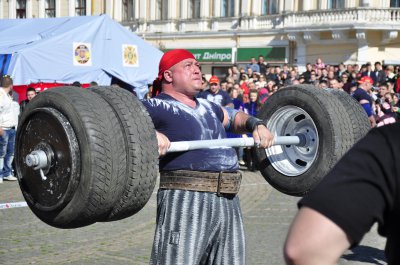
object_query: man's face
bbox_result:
[319,82,328,89]
[379,86,388,97]
[27,91,36,101]
[329,79,339,89]
[168,58,202,96]
[362,82,373,92]
[220,82,228,91]
[209,83,220,94]
[258,56,264,63]
[251,57,257,64]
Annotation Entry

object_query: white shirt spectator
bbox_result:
[0,88,19,128]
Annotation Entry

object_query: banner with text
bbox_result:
[187,49,232,63]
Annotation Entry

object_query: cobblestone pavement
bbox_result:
[0,170,386,265]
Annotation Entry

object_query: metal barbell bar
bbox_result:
[167,135,306,153]
[25,134,307,171]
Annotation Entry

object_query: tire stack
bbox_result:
[255,85,370,196]
[15,86,158,228]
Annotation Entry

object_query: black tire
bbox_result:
[15,87,126,228]
[255,85,355,196]
[89,86,158,221]
[324,88,370,141]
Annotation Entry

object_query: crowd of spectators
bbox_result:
[202,56,400,128]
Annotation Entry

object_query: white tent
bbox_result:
[0,14,162,98]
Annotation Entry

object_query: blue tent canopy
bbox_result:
[0,15,162,98]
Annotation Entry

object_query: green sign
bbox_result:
[237,47,286,62]
[187,48,232,62]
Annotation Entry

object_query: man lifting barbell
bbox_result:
[142,49,274,265]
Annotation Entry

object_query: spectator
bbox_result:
[373,61,386,86]
[258,55,267,75]
[266,66,278,82]
[20,87,37,113]
[341,73,352,93]
[352,76,376,128]
[375,92,396,127]
[336,62,346,77]
[246,57,260,74]
[301,63,313,84]
[328,77,341,90]
[318,80,328,89]
[385,65,397,84]
[361,62,377,85]
[197,76,233,108]
[72,81,81,87]
[0,75,19,183]
[243,89,261,171]
[227,86,246,166]
[284,123,400,265]
[309,71,319,86]
[314,57,325,70]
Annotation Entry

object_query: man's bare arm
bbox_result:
[284,207,352,265]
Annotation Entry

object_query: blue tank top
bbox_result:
[142,93,239,172]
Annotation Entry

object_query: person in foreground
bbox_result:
[142,49,274,265]
[284,122,400,265]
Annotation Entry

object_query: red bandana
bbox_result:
[152,49,195,97]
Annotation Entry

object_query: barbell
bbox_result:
[15,85,370,228]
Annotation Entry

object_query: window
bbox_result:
[16,0,26,18]
[75,0,86,16]
[189,0,201,19]
[221,0,234,17]
[262,0,278,15]
[327,0,345,9]
[157,0,168,20]
[45,0,56,18]
[391,0,400,7]
[123,0,135,21]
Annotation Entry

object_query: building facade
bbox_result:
[2,0,400,73]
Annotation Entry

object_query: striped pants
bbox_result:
[150,189,245,265]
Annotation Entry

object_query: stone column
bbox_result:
[68,0,75,16]
[234,0,240,16]
[356,30,369,64]
[200,0,210,18]
[149,0,156,20]
[168,0,176,19]
[214,0,221,17]
[302,0,313,11]
[26,0,32,18]
[139,0,148,20]
[86,0,91,16]
[180,0,188,19]
[251,0,259,16]
[113,0,122,21]
[56,0,61,17]
[38,0,44,18]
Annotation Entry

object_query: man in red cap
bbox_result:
[142,49,274,265]
[197,75,234,108]
[352,76,376,128]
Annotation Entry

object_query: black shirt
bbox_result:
[299,123,400,264]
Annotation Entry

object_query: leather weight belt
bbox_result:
[160,170,242,196]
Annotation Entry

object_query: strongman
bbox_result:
[142,49,274,265]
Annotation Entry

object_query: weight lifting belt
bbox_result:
[159,170,242,196]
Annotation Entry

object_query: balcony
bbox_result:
[125,8,400,37]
